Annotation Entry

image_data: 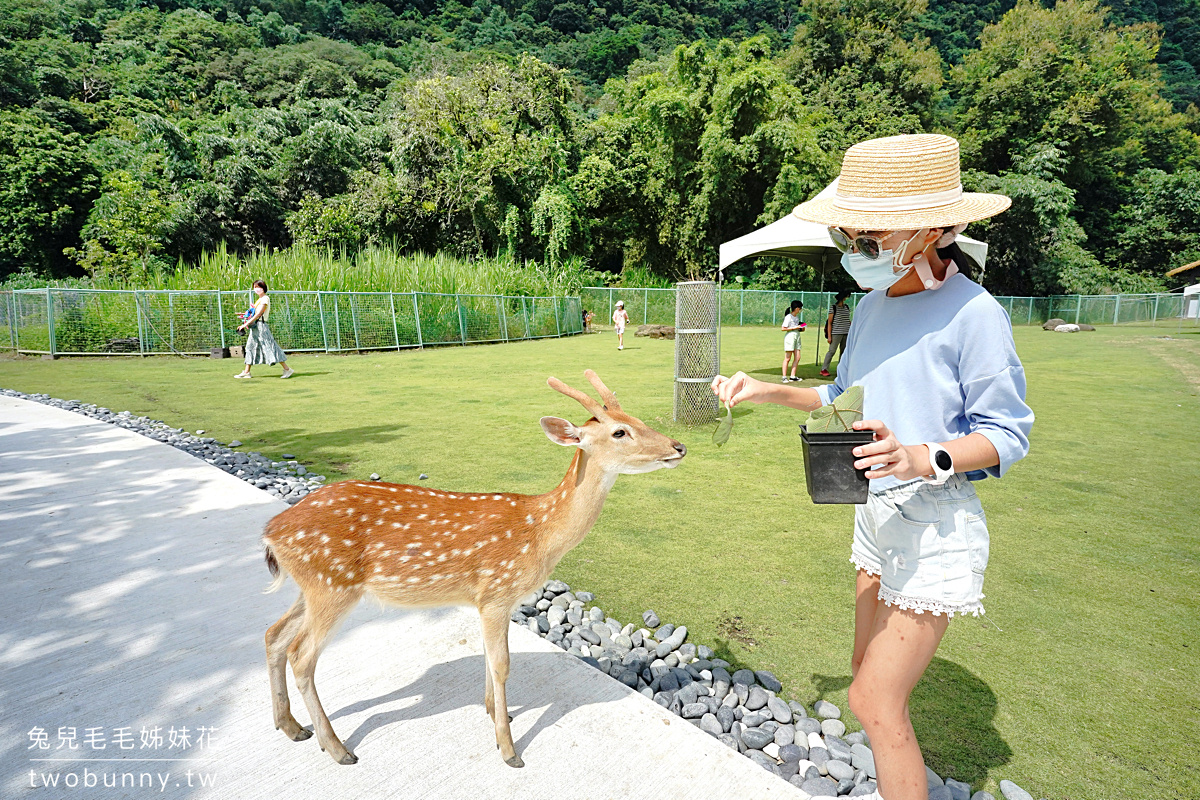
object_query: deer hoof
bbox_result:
[338,752,359,766]
[504,755,524,768]
[290,728,313,742]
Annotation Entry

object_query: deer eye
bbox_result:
[612,429,627,439]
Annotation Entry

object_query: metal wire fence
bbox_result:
[580,287,1200,329]
[1,289,583,356]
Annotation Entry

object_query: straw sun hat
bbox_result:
[792,134,1010,232]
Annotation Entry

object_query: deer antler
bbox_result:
[584,369,622,412]
[547,376,606,418]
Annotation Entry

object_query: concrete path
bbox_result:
[0,396,803,799]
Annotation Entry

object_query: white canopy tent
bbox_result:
[717,179,990,280]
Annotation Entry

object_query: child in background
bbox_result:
[781,300,805,382]
[612,300,629,350]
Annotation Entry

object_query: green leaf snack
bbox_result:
[805,384,864,433]
[712,402,733,447]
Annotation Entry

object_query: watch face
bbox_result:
[935,449,953,471]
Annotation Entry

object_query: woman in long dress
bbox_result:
[235,280,294,379]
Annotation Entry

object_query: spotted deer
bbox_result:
[262,370,686,768]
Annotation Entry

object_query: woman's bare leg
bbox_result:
[849,593,949,800]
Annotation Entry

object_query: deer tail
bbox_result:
[263,542,287,595]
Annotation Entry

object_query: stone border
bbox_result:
[1,387,1038,800]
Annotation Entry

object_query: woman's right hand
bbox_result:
[711,371,768,407]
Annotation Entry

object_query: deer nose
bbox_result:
[672,441,687,457]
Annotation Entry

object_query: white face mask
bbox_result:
[839,230,923,291]
[839,228,958,291]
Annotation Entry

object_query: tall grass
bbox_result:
[3,245,604,297]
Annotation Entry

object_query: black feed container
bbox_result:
[800,425,875,504]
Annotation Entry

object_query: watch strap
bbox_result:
[920,442,954,485]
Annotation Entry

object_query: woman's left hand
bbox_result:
[851,419,930,481]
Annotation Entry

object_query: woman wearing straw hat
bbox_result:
[713,134,1033,800]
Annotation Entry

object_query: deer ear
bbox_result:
[540,416,582,446]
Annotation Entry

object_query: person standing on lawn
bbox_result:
[781,299,805,382]
[612,300,630,350]
[822,289,854,377]
[712,134,1033,800]
[235,280,293,379]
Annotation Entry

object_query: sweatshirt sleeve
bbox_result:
[958,299,1034,478]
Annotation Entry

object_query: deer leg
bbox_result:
[480,606,522,768]
[266,595,311,741]
[287,588,361,765]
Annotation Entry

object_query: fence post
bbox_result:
[350,293,361,350]
[1153,294,1160,327]
[135,291,146,356]
[497,296,508,341]
[217,292,226,349]
[1075,295,1082,324]
[522,296,530,338]
[333,293,342,351]
[1027,297,1033,327]
[317,292,329,352]
[168,292,175,352]
[643,288,648,325]
[6,292,14,350]
[457,294,467,345]
[411,293,423,348]
[553,296,561,336]
[389,292,400,350]
[739,291,744,326]
[46,289,57,357]
[1113,295,1121,326]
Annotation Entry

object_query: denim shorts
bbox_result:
[851,474,989,617]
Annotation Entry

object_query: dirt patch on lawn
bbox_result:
[717,612,765,648]
[1143,337,1200,393]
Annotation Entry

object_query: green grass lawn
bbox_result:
[2,323,1198,800]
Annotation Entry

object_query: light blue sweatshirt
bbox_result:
[814,272,1034,491]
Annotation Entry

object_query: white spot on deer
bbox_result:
[346,571,354,579]
[417,514,427,520]
[374,566,382,573]
[343,539,354,546]
[388,487,397,493]
[407,577,421,584]
[463,525,473,532]
[526,515,534,524]
[520,544,530,555]
[296,532,307,540]
[326,576,333,585]
[505,531,512,538]
[480,569,494,576]
[423,550,433,557]
[437,554,448,562]
[404,488,412,493]
[475,542,485,549]
[323,547,330,556]
[317,572,323,581]
[360,515,369,523]
[491,535,498,543]
[510,500,517,506]
[493,494,502,500]
[302,553,311,562]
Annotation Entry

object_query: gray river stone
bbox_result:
[740,727,774,750]
[800,777,838,798]
[813,699,841,719]
[998,780,1034,800]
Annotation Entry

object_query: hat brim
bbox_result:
[792,192,1011,231]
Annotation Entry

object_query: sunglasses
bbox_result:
[828,228,893,260]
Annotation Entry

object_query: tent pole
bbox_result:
[815,256,826,367]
